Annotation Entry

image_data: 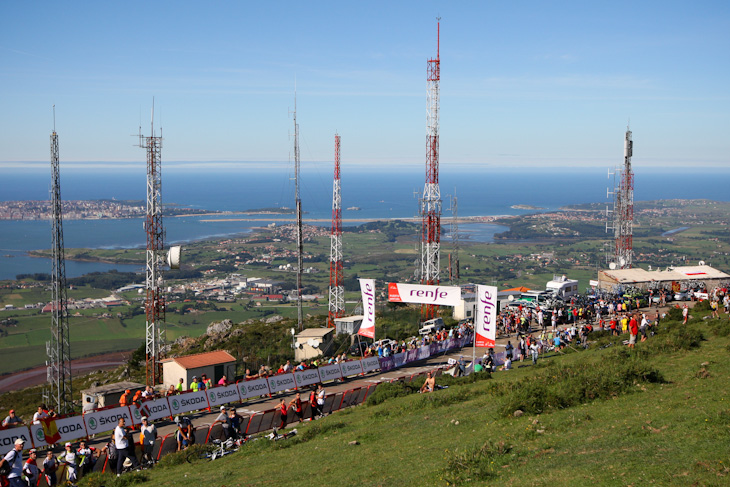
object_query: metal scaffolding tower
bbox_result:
[47,107,72,414]
[607,126,634,269]
[419,20,442,320]
[292,96,304,330]
[139,106,166,386]
[328,134,344,327]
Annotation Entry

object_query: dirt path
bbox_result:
[0,351,130,393]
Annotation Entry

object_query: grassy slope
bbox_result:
[85,313,730,486]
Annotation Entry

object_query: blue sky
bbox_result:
[1,1,729,168]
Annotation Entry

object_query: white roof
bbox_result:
[601,265,729,284]
[334,315,363,324]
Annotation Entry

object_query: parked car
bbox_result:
[348,342,370,356]
[674,291,689,301]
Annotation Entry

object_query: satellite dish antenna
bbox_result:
[508,295,515,301]
[619,257,626,267]
[648,265,652,271]
[699,260,706,266]
[167,246,182,269]
[609,262,617,270]
[290,328,295,336]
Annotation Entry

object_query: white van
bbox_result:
[546,275,579,300]
[418,317,444,336]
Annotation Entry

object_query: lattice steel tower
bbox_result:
[419,20,442,320]
[292,96,304,330]
[139,106,166,386]
[328,134,344,327]
[609,127,634,269]
[47,107,72,414]
[613,127,634,269]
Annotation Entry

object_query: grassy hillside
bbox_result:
[80,306,730,486]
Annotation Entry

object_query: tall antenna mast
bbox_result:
[292,92,304,330]
[47,105,72,414]
[139,99,166,386]
[328,134,344,328]
[419,19,442,320]
[607,126,634,269]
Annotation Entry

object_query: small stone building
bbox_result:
[161,350,236,391]
[80,381,145,412]
[294,328,335,362]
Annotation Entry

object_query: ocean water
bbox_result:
[1,165,729,280]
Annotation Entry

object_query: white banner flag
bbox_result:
[267,373,296,394]
[359,279,376,339]
[340,360,364,378]
[294,368,321,388]
[475,285,498,348]
[318,363,343,382]
[388,283,462,307]
[361,356,380,373]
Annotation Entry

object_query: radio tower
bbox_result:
[139,103,166,386]
[419,19,442,320]
[292,96,304,331]
[328,134,344,327]
[608,127,634,269]
[47,106,72,414]
[449,194,460,284]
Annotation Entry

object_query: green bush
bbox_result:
[645,325,704,353]
[79,471,149,487]
[693,300,712,312]
[667,307,684,321]
[155,443,214,468]
[442,440,514,485]
[366,381,420,406]
[709,320,730,337]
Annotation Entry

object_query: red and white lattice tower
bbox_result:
[419,20,442,320]
[610,127,634,269]
[328,134,344,327]
[139,105,166,386]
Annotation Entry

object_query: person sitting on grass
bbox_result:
[420,372,436,393]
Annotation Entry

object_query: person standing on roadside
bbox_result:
[139,417,157,464]
[114,417,138,475]
[628,313,639,349]
[0,438,25,487]
[682,304,689,324]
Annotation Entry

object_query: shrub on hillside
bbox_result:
[78,471,149,487]
[693,299,712,312]
[709,320,730,337]
[645,325,704,353]
[366,381,420,406]
[666,306,684,321]
[443,440,514,485]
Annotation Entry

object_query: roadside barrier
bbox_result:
[0,333,473,468]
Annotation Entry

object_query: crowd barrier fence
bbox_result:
[0,332,473,472]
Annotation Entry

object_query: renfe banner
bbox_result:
[358,278,376,339]
[388,283,461,307]
[29,415,87,448]
[0,426,31,456]
[475,285,498,348]
[83,406,133,436]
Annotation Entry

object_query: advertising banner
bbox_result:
[267,373,296,394]
[405,348,419,363]
[29,415,87,448]
[340,360,364,377]
[358,279,376,339]
[0,426,32,456]
[387,283,461,307]
[378,356,395,372]
[475,286,498,348]
[392,352,407,368]
[205,384,242,408]
[361,356,381,373]
[83,406,133,436]
[418,346,431,361]
[318,363,343,382]
[168,390,209,416]
[238,378,270,400]
[429,343,440,355]
[131,396,172,423]
[294,369,321,388]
